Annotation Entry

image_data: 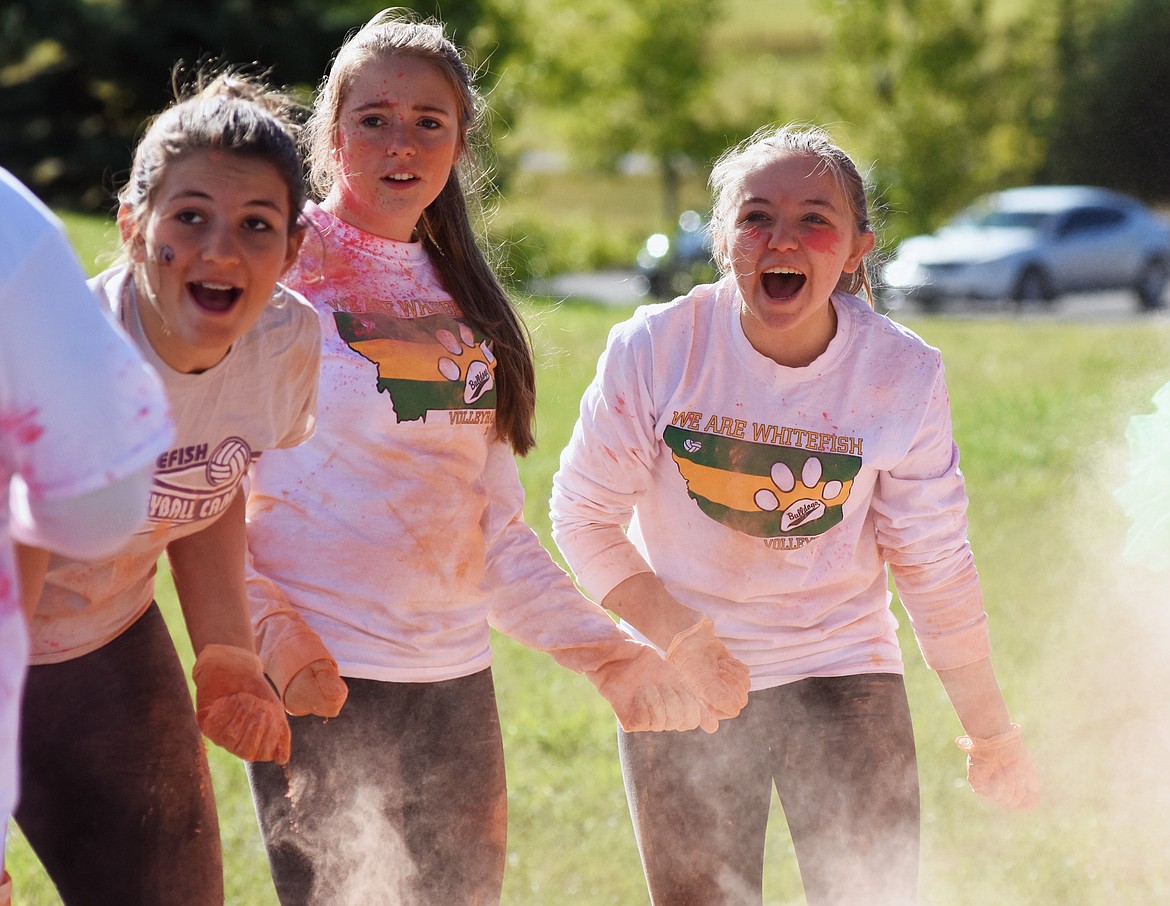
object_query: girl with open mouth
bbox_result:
[15,69,320,905]
[551,124,1039,906]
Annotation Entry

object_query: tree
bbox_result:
[818,0,1050,240]
[506,0,750,220]
[1041,0,1170,202]
[0,0,522,210]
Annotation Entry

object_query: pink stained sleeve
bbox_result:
[872,361,991,670]
[480,440,652,676]
[245,545,336,698]
[549,321,659,603]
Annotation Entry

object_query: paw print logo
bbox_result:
[434,323,496,405]
[753,456,845,531]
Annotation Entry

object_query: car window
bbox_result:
[955,209,1049,230]
[1057,206,1127,236]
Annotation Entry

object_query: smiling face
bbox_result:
[722,151,874,367]
[323,54,464,241]
[121,149,301,373]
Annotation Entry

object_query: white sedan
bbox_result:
[881,185,1170,312]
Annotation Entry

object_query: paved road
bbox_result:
[536,270,1170,323]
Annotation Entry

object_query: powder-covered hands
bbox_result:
[587,645,719,733]
[283,657,349,718]
[666,618,751,719]
[956,723,1039,809]
[193,643,291,764]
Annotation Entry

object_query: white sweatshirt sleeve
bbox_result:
[481,440,651,675]
[871,359,991,670]
[549,318,658,602]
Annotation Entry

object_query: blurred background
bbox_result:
[4,0,1169,292]
[6,3,1170,903]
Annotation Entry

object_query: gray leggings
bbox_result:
[17,603,222,906]
[618,673,919,906]
[247,669,507,906]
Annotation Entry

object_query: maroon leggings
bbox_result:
[247,669,507,906]
[618,673,920,906]
[17,603,222,905]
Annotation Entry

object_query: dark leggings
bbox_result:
[248,669,507,906]
[619,673,919,906]
[16,603,222,906]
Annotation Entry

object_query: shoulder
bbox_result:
[249,285,323,358]
[0,175,81,296]
[837,292,944,371]
[610,280,723,350]
[88,266,130,319]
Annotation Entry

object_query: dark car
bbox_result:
[634,210,717,299]
[881,185,1170,312]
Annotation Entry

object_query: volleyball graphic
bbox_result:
[206,436,252,486]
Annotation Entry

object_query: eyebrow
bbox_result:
[740,195,839,211]
[352,100,455,116]
[172,190,285,212]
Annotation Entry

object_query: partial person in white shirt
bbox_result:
[0,166,173,906]
[551,124,1039,906]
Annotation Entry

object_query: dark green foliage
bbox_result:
[1041,0,1170,202]
[0,0,519,210]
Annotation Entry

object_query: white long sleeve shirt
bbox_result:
[551,278,991,690]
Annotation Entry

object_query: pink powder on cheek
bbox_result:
[803,228,840,256]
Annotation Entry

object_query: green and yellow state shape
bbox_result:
[663,425,861,539]
[334,310,496,422]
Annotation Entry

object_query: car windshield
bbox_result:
[951,208,1051,231]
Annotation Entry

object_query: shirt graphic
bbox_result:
[663,424,862,540]
[334,310,496,422]
[148,436,252,525]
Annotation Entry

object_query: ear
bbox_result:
[845,229,876,273]
[117,204,146,263]
[281,225,306,275]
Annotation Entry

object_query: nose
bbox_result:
[202,224,241,264]
[384,117,416,158]
[767,221,798,251]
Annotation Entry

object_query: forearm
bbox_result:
[935,655,1014,739]
[15,544,50,620]
[167,490,254,654]
[601,571,702,650]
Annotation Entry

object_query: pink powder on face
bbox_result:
[803,228,840,256]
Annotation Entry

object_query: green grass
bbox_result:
[11,216,1170,903]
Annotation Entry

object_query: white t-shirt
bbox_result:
[551,278,991,690]
[0,169,173,825]
[29,265,320,665]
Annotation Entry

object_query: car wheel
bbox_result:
[1012,265,1055,307]
[1134,256,1169,311]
